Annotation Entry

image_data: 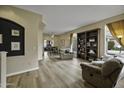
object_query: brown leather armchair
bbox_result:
[80,58,123,88]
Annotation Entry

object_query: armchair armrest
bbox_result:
[80,62,102,74]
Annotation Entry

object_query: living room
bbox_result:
[0,5,124,89]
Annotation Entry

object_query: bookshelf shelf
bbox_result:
[77,29,99,61]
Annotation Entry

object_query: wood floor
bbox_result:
[7,53,92,88]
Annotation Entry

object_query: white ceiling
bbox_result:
[15,5,124,35]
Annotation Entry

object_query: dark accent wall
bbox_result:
[0,17,25,56]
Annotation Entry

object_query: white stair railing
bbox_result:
[0,51,7,88]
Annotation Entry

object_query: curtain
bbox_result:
[70,33,73,51]
[70,33,73,46]
[107,20,124,47]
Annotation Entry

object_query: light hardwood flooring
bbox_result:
[7,53,92,88]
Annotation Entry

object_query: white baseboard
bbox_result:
[7,67,39,77]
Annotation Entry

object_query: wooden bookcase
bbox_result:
[77,29,99,61]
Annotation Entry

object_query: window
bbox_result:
[105,25,124,55]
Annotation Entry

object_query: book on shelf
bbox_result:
[77,29,99,60]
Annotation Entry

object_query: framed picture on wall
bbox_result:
[60,39,65,46]
[0,18,25,56]
[11,42,20,51]
[11,29,20,36]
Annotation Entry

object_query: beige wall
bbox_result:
[43,33,53,40]
[44,33,71,48]
[0,6,44,76]
[55,13,124,57]
[38,23,45,60]
[55,33,71,49]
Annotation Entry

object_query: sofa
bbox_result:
[80,58,123,88]
[59,48,73,60]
